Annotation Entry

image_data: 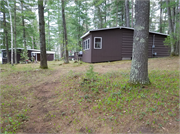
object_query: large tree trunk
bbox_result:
[14,0,17,64]
[129,0,150,85]
[125,0,130,27]
[166,0,175,55]
[21,0,26,48]
[61,0,69,63]
[3,10,10,63]
[38,0,48,69]
[7,0,13,65]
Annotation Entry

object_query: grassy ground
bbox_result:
[0,57,179,133]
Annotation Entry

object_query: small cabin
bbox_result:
[81,27,170,63]
[1,48,55,64]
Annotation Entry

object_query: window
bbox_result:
[3,51,7,58]
[83,41,85,50]
[87,39,90,49]
[94,37,102,49]
[83,38,90,50]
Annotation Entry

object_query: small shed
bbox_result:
[81,27,170,63]
[1,48,55,64]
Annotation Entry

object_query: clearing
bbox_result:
[0,57,179,133]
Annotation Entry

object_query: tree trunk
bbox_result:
[121,5,124,26]
[21,0,26,48]
[61,0,69,63]
[48,9,50,50]
[159,0,163,33]
[7,0,13,65]
[3,10,10,63]
[14,0,17,64]
[131,0,134,28]
[116,4,118,27]
[166,0,175,55]
[125,0,130,27]
[38,0,48,69]
[129,0,150,85]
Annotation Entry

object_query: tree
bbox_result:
[129,0,150,85]
[7,0,13,65]
[38,0,48,69]
[165,0,179,56]
[2,0,10,63]
[61,0,69,63]
[14,0,17,64]
[131,0,134,28]
[125,0,130,27]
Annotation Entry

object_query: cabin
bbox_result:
[1,48,55,64]
[81,27,170,63]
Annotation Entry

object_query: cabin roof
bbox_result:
[80,26,169,39]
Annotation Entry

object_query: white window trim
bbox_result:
[83,38,90,50]
[94,37,102,49]
[87,38,90,50]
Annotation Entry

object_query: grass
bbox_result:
[0,57,179,133]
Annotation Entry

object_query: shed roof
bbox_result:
[80,26,168,39]
[31,51,55,54]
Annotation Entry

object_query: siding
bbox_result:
[153,34,170,57]
[121,30,169,58]
[91,28,122,63]
[82,34,92,63]
[122,29,133,58]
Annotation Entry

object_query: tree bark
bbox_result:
[166,0,175,55]
[48,8,50,50]
[129,0,150,85]
[21,0,26,48]
[14,0,17,64]
[125,0,130,27]
[131,0,134,28]
[38,0,48,69]
[7,0,13,65]
[3,9,10,63]
[159,0,163,33]
[61,0,69,63]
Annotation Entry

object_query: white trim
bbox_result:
[81,31,90,39]
[94,37,102,49]
[83,38,90,50]
[31,51,55,54]
[80,26,169,39]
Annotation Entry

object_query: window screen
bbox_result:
[94,37,102,49]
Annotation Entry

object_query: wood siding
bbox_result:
[121,29,169,58]
[153,34,170,57]
[91,29,122,63]
[82,34,92,63]
[81,28,170,63]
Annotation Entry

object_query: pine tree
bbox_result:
[129,0,150,85]
[38,0,48,68]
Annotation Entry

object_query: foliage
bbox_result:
[20,48,29,62]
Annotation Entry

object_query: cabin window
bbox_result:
[83,38,90,50]
[83,41,85,50]
[94,37,102,49]
[87,38,90,49]
[3,51,7,58]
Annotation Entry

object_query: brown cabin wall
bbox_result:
[47,54,54,61]
[82,34,92,63]
[2,49,23,64]
[121,29,169,58]
[153,34,170,57]
[91,29,122,63]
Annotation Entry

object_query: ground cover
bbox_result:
[0,57,179,133]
